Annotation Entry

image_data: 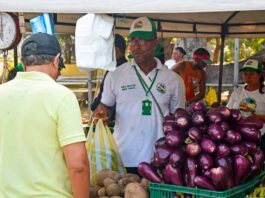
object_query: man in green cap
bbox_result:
[93,16,185,175]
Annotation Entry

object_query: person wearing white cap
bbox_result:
[227,59,265,151]
[93,16,185,175]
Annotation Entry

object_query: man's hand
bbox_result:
[92,103,111,124]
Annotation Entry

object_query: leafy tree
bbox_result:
[208,38,265,64]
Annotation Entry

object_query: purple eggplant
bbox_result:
[215,157,234,189]
[194,176,216,190]
[216,143,231,157]
[138,162,162,183]
[188,127,203,142]
[234,155,250,185]
[230,109,242,122]
[200,137,217,154]
[210,167,228,190]
[163,122,175,135]
[243,141,258,153]
[175,108,190,117]
[215,157,233,174]
[185,142,201,157]
[211,102,220,108]
[248,150,264,180]
[188,101,206,113]
[192,111,205,126]
[230,143,249,156]
[248,164,260,180]
[217,106,231,120]
[166,131,184,147]
[238,118,263,130]
[252,149,264,169]
[184,157,199,187]
[199,124,208,134]
[153,145,174,167]
[163,115,176,124]
[237,126,261,142]
[150,157,162,169]
[175,114,191,129]
[202,170,212,179]
[215,157,234,188]
[207,111,222,123]
[163,164,184,185]
[169,150,185,168]
[208,123,225,141]
[224,130,242,145]
[155,137,167,148]
[220,122,230,132]
[199,153,213,170]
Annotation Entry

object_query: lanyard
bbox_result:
[133,65,159,96]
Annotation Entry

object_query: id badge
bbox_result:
[142,99,152,116]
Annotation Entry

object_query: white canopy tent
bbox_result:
[1,0,265,100]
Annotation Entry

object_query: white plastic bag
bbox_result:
[75,14,116,72]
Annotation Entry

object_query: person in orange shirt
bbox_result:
[172,48,212,106]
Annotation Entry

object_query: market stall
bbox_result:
[1,1,265,197]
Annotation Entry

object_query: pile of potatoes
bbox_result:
[90,169,150,198]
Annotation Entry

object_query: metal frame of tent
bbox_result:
[22,11,265,102]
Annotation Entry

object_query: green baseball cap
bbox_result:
[240,59,263,73]
[128,17,157,40]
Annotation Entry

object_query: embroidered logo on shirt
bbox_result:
[239,97,257,117]
[121,84,136,91]
[156,82,166,94]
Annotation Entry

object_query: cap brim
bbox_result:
[128,31,156,40]
[240,67,259,72]
[202,59,213,65]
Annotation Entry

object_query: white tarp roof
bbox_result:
[1,0,265,13]
[2,0,265,37]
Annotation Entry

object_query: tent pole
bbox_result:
[88,72,92,119]
[14,47,18,68]
[233,38,240,88]
[217,30,225,103]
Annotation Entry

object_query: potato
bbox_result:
[106,183,121,197]
[125,182,148,198]
[99,196,110,198]
[128,176,141,183]
[90,186,101,198]
[110,196,122,198]
[98,187,106,197]
[118,178,132,188]
[96,169,120,186]
[103,178,116,188]
[140,178,150,191]
[122,173,141,182]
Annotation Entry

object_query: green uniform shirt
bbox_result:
[0,72,86,198]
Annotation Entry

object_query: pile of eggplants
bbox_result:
[138,102,264,191]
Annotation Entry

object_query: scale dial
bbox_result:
[0,12,21,50]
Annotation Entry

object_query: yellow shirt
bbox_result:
[0,72,86,198]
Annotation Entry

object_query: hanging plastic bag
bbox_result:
[205,86,218,106]
[75,14,116,72]
[30,13,54,35]
[86,119,126,184]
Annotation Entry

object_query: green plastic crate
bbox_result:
[150,171,265,198]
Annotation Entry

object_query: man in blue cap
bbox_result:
[0,33,90,197]
[93,17,185,175]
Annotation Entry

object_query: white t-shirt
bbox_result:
[164,59,176,69]
[227,86,265,135]
[102,58,185,167]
